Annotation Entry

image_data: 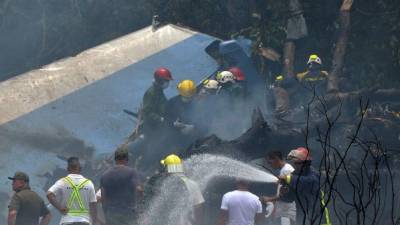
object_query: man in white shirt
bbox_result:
[47,157,97,225]
[261,151,296,225]
[218,179,263,225]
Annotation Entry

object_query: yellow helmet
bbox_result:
[307,54,322,65]
[276,75,284,81]
[177,80,196,97]
[160,154,184,173]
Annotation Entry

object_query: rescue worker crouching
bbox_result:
[213,70,248,138]
[198,79,219,98]
[195,79,219,134]
[228,67,247,98]
[216,70,244,99]
[166,79,198,136]
[270,75,291,120]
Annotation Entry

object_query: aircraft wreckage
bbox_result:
[1,23,400,224]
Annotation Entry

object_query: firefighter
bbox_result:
[279,147,332,225]
[141,67,173,136]
[216,70,244,98]
[166,80,197,136]
[296,54,329,94]
[228,67,247,98]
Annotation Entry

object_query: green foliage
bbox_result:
[347,0,400,88]
[149,0,400,88]
[147,0,233,38]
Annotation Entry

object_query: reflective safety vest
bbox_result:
[320,191,332,225]
[63,176,90,216]
[285,175,332,225]
[296,70,329,82]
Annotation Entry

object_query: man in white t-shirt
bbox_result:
[218,179,263,225]
[261,151,296,225]
[47,157,97,225]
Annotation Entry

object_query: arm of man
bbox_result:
[94,190,106,225]
[254,197,264,225]
[8,194,20,225]
[296,72,307,81]
[89,202,97,225]
[218,194,229,225]
[261,195,279,203]
[100,187,106,204]
[131,170,144,204]
[217,209,228,225]
[96,189,102,202]
[255,213,264,225]
[46,192,68,215]
[39,212,51,225]
[99,174,106,204]
[7,210,17,225]
[287,173,318,189]
[88,182,97,225]
[187,180,205,225]
[193,203,204,225]
[136,185,144,201]
[38,199,51,225]
[142,91,164,123]
[47,179,69,215]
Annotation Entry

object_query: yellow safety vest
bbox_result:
[285,175,332,225]
[63,176,90,216]
[320,191,332,225]
[297,70,329,82]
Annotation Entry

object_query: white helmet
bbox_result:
[216,71,235,84]
[203,79,219,90]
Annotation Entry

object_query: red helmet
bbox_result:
[154,67,173,81]
[228,67,245,81]
[287,147,312,162]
